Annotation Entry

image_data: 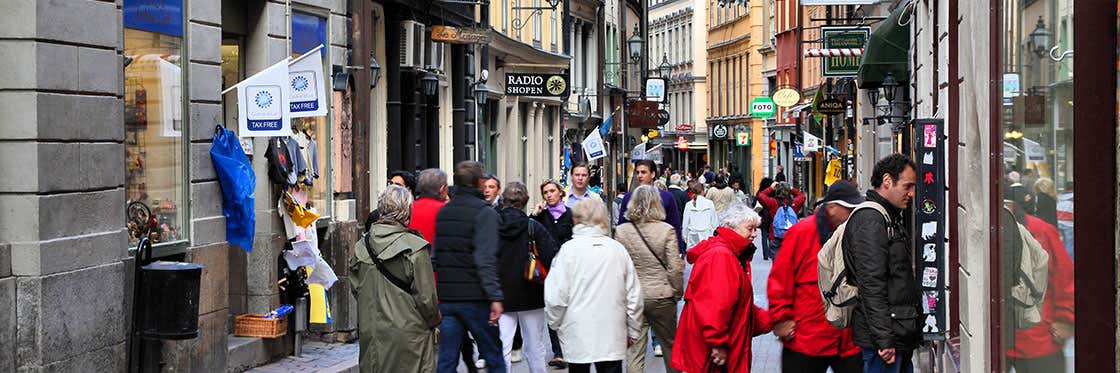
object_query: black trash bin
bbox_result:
[138,261,204,340]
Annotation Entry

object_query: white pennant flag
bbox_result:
[227,57,292,137]
[582,130,607,161]
[288,45,328,118]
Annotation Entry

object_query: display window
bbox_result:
[123,0,187,247]
[291,11,332,219]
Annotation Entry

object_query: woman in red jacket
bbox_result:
[673,203,772,373]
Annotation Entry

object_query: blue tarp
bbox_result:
[210,127,256,252]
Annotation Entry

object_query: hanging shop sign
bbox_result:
[506,73,569,97]
[582,129,607,161]
[772,88,802,107]
[288,45,328,118]
[815,98,846,116]
[735,130,751,147]
[676,136,690,150]
[657,109,670,125]
[750,97,776,118]
[803,131,822,152]
[1023,137,1046,161]
[1002,73,1021,98]
[675,123,694,133]
[710,124,730,140]
[912,118,947,339]
[431,25,493,44]
[821,26,870,77]
[645,78,667,102]
[232,58,292,137]
[626,101,660,129]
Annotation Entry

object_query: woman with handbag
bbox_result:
[496,182,558,373]
[615,185,685,373]
[350,185,441,373]
[545,200,645,373]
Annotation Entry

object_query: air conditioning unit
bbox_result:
[426,41,446,72]
[400,20,425,69]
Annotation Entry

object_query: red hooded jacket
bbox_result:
[767,212,860,358]
[1007,214,1075,358]
[755,186,807,239]
[672,227,772,373]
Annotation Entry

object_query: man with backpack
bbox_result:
[756,182,807,260]
[844,154,919,373]
[767,181,864,373]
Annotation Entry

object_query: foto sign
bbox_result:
[750,97,776,118]
[645,78,667,102]
[506,73,569,97]
[822,26,870,77]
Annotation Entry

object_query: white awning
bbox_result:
[803,48,865,57]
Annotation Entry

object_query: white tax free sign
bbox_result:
[645,78,666,103]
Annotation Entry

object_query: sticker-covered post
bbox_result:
[912,118,947,339]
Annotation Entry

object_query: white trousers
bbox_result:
[499,308,549,373]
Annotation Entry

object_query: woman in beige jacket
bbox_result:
[615,185,685,373]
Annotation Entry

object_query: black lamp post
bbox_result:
[880,72,899,105]
[474,85,488,104]
[369,56,381,88]
[658,54,672,78]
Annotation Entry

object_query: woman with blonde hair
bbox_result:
[615,185,684,373]
[706,181,738,215]
[545,199,644,373]
[1032,177,1058,226]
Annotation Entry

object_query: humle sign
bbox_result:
[506,73,569,97]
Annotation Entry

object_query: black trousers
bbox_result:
[1010,352,1066,373]
[781,348,862,373]
[567,360,623,373]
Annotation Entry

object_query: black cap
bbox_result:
[818,180,864,208]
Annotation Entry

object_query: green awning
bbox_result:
[857,5,911,89]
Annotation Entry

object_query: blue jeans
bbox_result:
[1058,224,1074,258]
[438,302,507,373]
[860,348,913,373]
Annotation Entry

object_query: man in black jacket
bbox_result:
[433,161,507,373]
[844,154,919,373]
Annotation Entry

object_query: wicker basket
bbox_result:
[234,314,288,338]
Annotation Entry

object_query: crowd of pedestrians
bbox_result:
[350,154,956,373]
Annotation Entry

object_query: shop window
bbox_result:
[997,1,1076,371]
[291,11,332,219]
[124,0,187,247]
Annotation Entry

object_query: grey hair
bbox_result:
[377,185,414,225]
[625,185,666,223]
[669,173,685,187]
[718,203,762,229]
[571,198,610,231]
[415,168,447,198]
[501,181,530,209]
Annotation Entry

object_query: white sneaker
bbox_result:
[475,359,487,369]
[653,345,664,357]
[511,349,523,363]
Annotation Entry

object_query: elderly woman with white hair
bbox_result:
[351,185,441,373]
[615,185,684,373]
[671,203,772,373]
[544,199,644,373]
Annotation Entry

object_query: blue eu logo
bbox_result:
[254,91,273,108]
[291,76,309,91]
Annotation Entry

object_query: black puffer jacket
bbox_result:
[497,207,558,312]
[843,190,921,351]
[532,207,574,246]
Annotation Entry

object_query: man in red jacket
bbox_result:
[755,182,807,260]
[673,204,771,373]
[767,181,863,373]
[409,168,450,242]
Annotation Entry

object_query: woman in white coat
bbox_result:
[681,183,719,250]
[544,199,644,373]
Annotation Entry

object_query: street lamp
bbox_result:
[866,87,880,107]
[880,72,899,104]
[658,54,672,78]
[628,26,643,63]
[421,72,439,97]
[474,84,488,104]
[1028,17,1052,58]
[369,56,381,88]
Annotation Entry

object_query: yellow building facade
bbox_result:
[705,0,758,185]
